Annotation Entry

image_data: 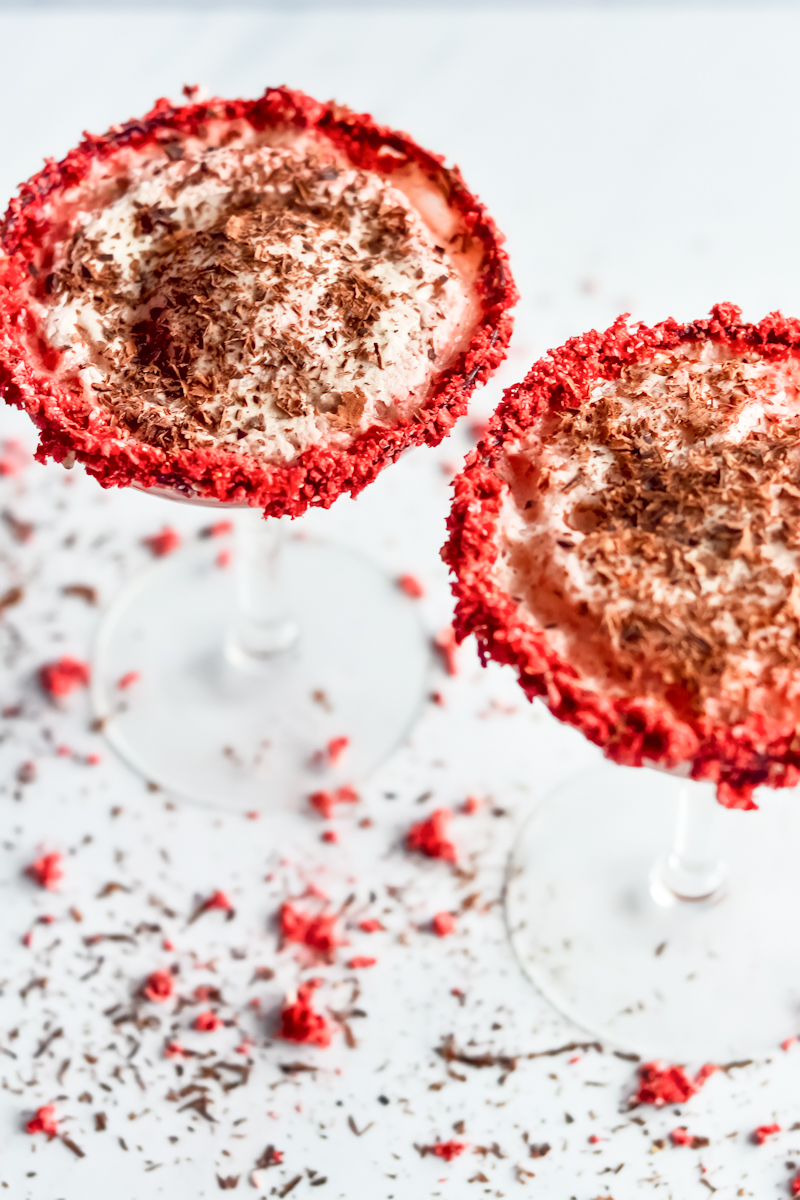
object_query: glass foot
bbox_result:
[506,764,800,1061]
[92,534,429,810]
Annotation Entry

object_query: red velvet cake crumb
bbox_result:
[346,956,376,969]
[142,969,174,1003]
[431,912,456,937]
[427,1139,467,1161]
[358,919,385,933]
[25,851,63,890]
[39,656,89,697]
[407,809,457,863]
[278,980,331,1047]
[142,527,180,557]
[191,889,235,922]
[308,785,359,819]
[633,1061,716,1107]
[194,1010,223,1032]
[116,670,140,690]
[753,1123,780,1144]
[669,1127,692,1146]
[397,573,425,598]
[26,1105,58,1137]
[433,626,459,675]
[279,902,341,960]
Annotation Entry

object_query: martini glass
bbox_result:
[1,86,517,809]
[445,305,800,1061]
[91,487,429,809]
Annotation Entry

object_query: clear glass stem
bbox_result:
[650,777,728,903]
[225,508,299,668]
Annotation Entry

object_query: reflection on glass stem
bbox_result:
[226,508,299,669]
[650,777,728,904]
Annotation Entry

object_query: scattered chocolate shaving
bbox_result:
[279,1062,317,1075]
[279,1177,303,1197]
[0,586,23,614]
[33,1027,63,1058]
[61,584,98,605]
[347,1116,373,1137]
[216,1176,240,1190]
[60,1135,85,1158]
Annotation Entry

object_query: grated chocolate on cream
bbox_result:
[40,138,476,464]
[496,341,800,725]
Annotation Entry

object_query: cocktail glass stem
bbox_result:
[225,507,299,668]
[650,777,727,903]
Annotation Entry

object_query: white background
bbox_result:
[3,5,800,1198]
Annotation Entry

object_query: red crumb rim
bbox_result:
[442,304,800,808]
[0,87,517,516]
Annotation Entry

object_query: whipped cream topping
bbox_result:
[496,341,800,723]
[37,138,476,463]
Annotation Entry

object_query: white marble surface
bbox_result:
[3,6,800,1198]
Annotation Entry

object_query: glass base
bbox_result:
[506,764,800,1061]
[92,535,429,810]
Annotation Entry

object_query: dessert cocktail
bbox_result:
[444,305,800,1058]
[0,87,516,806]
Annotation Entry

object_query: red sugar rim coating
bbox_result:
[442,304,800,809]
[0,87,517,516]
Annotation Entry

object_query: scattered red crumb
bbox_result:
[0,438,30,476]
[568,1055,581,1064]
[235,1038,253,1055]
[321,830,338,844]
[431,912,456,937]
[407,809,457,863]
[433,626,459,675]
[205,520,233,538]
[116,670,140,690]
[194,1010,223,1032]
[469,416,490,441]
[25,852,63,891]
[259,1146,283,1167]
[21,931,32,947]
[669,1127,692,1146]
[633,1061,717,1107]
[85,752,101,766]
[246,811,260,820]
[358,919,385,933]
[327,736,349,765]
[397,574,425,599]
[142,970,174,1003]
[39,656,90,697]
[440,460,457,478]
[430,691,445,706]
[164,1041,188,1058]
[55,744,71,756]
[249,997,261,1009]
[142,526,180,557]
[308,785,359,819]
[191,890,235,922]
[346,956,377,969]
[428,1140,467,1161]
[26,1105,58,1137]
[588,1134,602,1144]
[162,938,175,952]
[38,914,55,924]
[278,981,331,1047]
[792,1171,800,1197]
[278,903,341,959]
[461,795,480,815]
[216,548,231,569]
[782,1036,797,1051]
[753,1123,781,1145]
